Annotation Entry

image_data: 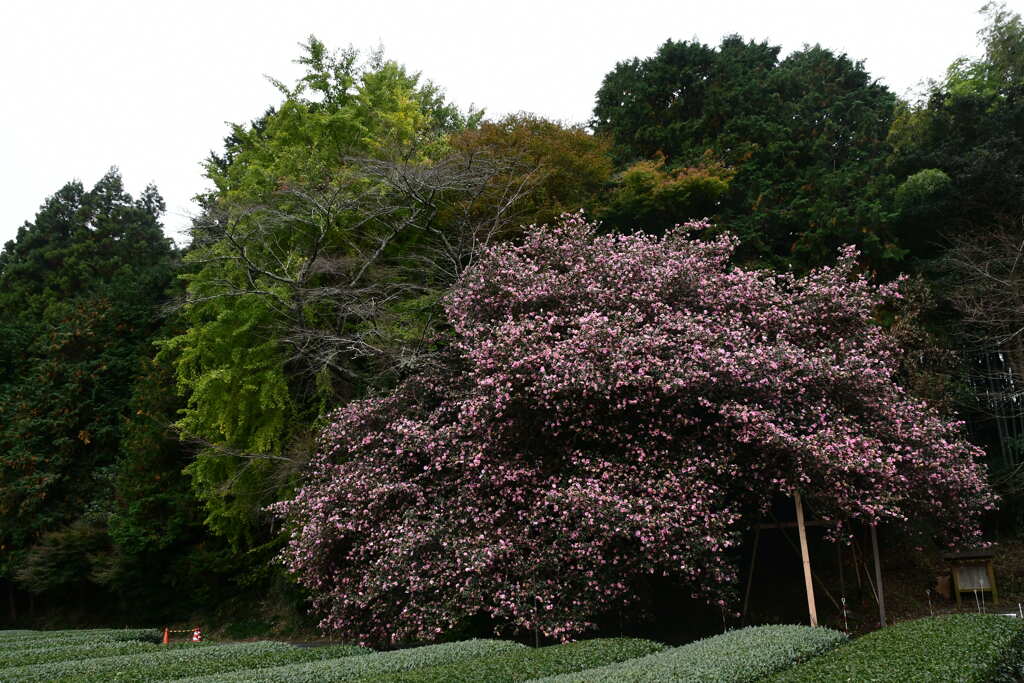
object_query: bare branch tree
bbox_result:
[175,146,541,402]
[944,219,1024,480]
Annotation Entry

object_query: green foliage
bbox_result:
[885,3,1024,534]
[12,517,109,595]
[888,88,1024,239]
[0,171,233,624]
[594,37,899,270]
[888,4,1024,241]
[168,39,484,549]
[770,614,1024,682]
[208,36,474,202]
[0,170,176,601]
[369,638,665,682]
[160,290,293,546]
[890,169,954,259]
[894,169,953,218]
[944,3,1024,100]
[186,640,525,682]
[0,629,161,646]
[1,641,369,682]
[97,350,242,619]
[448,113,614,230]
[594,36,781,167]
[599,153,733,233]
[0,640,169,668]
[535,625,845,682]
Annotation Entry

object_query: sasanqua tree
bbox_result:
[277,216,992,645]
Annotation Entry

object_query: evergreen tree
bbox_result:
[0,170,176,610]
[594,36,899,271]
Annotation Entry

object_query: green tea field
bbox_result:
[1,615,1020,681]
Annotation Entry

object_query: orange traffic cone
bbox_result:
[191,627,202,642]
[162,627,169,645]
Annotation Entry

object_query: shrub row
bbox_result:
[0,629,103,641]
[0,629,161,647]
[536,625,847,682]
[184,639,527,682]
[0,639,171,668]
[1,641,369,682]
[369,637,665,682]
[769,614,1024,682]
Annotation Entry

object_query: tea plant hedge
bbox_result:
[1,641,368,682]
[536,625,846,682]
[769,614,1024,682]
[0,639,169,668]
[0,629,161,647]
[186,639,526,682]
[368,637,664,682]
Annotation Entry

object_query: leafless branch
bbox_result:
[171,146,543,401]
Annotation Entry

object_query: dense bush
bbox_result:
[1,641,368,682]
[186,639,525,682]
[368,637,664,682]
[770,614,1024,682]
[537,625,846,682]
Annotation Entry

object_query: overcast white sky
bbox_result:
[0,0,1014,247]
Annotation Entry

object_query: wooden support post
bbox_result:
[794,491,818,627]
[987,562,999,605]
[837,543,846,599]
[742,524,761,623]
[870,523,886,627]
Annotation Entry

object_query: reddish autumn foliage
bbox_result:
[276,215,993,645]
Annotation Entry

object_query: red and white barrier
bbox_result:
[161,626,203,645]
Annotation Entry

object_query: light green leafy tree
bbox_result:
[165,38,548,548]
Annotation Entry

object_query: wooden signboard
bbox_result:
[943,551,998,608]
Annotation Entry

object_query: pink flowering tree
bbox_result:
[275,215,994,645]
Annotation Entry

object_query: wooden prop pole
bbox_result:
[742,523,761,623]
[794,491,818,627]
[837,543,846,598]
[870,523,887,627]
